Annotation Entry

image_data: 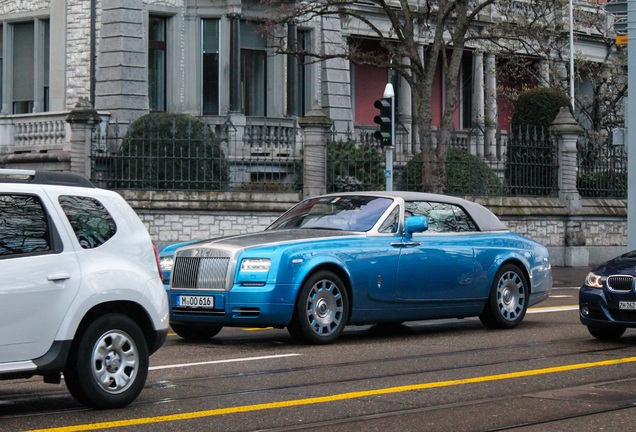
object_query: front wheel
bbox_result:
[479,264,529,329]
[171,323,223,340]
[587,324,626,340]
[64,314,148,409]
[288,271,349,345]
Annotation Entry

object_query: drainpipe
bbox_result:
[90,0,96,107]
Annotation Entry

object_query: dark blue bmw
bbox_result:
[580,250,636,340]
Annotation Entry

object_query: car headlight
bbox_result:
[585,272,603,289]
[160,256,174,272]
[241,258,271,272]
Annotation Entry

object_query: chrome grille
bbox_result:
[607,275,634,292]
[172,256,230,290]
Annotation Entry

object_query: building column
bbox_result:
[472,50,485,157]
[229,14,241,113]
[540,59,551,87]
[398,57,413,157]
[484,53,497,159]
[287,23,299,117]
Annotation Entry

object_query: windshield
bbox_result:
[267,196,394,232]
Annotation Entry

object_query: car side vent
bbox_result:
[607,275,634,292]
[172,256,230,290]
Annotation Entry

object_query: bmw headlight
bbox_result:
[241,258,271,272]
[585,272,603,289]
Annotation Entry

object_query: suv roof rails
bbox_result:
[0,169,95,188]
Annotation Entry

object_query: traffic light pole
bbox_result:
[384,84,395,191]
[629,0,636,250]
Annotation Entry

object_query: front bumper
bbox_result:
[579,285,636,328]
[168,283,298,327]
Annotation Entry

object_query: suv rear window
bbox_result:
[59,195,117,249]
[0,194,52,256]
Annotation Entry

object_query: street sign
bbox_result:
[617,34,628,45]
[605,0,627,16]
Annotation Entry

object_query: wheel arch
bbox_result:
[71,301,160,356]
[297,263,353,323]
[494,258,532,295]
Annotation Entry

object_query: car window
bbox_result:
[268,196,393,232]
[405,201,478,233]
[59,195,117,249]
[378,206,399,233]
[0,194,52,257]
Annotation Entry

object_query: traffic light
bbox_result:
[373,98,392,147]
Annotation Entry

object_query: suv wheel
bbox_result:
[64,314,149,409]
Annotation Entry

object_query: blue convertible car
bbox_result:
[168,192,552,344]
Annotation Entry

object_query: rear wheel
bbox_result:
[479,264,529,329]
[587,324,626,340]
[64,314,148,409]
[171,323,223,340]
[288,271,349,345]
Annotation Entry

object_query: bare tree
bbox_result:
[258,0,618,192]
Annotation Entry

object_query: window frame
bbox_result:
[148,15,168,112]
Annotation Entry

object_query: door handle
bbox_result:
[47,273,71,282]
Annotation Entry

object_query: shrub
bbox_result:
[399,148,501,195]
[327,141,385,192]
[510,87,571,132]
[578,171,627,198]
[117,113,229,190]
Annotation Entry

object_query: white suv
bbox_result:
[0,169,169,409]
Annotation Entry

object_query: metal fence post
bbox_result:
[551,107,584,210]
[66,97,102,178]
[298,104,333,198]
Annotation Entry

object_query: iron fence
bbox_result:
[89,117,627,199]
[89,117,303,193]
[577,139,627,199]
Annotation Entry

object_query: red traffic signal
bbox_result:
[374,98,392,146]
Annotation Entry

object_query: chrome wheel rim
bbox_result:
[305,279,344,336]
[91,330,139,394]
[496,271,526,321]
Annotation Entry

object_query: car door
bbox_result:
[0,191,82,363]
[394,201,479,302]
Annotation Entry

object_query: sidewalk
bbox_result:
[551,266,592,289]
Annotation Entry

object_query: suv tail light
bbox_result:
[152,244,163,279]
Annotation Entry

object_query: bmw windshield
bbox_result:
[267,195,394,232]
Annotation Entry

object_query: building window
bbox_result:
[241,22,266,116]
[295,30,310,117]
[42,20,49,112]
[202,19,220,115]
[13,22,34,114]
[0,25,3,109]
[149,16,167,112]
[6,20,49,114]
[460,54,473,129]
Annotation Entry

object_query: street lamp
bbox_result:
[569,0,575,112]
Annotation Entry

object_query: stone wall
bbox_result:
[121,190,628,267]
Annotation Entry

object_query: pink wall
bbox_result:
[355,64,389,126]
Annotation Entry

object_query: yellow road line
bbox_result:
[27,355,636,432]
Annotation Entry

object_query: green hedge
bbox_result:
[327,141,385,192]
[399,148,501,195]
[117,112,229,190]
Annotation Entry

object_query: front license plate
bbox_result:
[178,295,214,308]
[619,301,636,310]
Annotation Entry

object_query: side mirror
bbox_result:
[404,215,428,241]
